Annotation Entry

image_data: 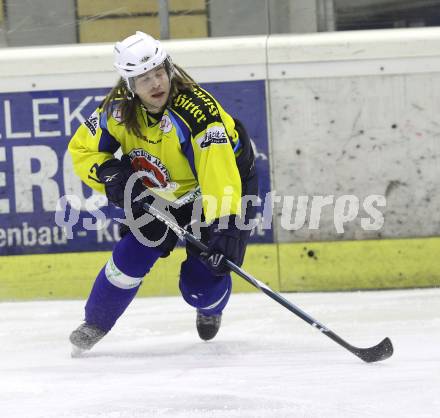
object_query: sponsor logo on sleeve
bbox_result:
[197,126,228,149]
[84,110,99,136]
[173,88,219,125]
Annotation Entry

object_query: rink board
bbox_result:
[2,31,440,300]
[0,237,439,300]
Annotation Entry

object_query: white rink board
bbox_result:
[0,288,439,418]
[269,73,440,241]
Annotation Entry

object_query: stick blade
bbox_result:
[353,337,394,363]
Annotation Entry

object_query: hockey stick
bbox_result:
[142,201,394,363]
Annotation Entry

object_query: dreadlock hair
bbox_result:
[102,63,197,138]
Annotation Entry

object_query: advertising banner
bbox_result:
[0,80,272,256]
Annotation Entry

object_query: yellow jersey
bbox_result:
[68,86,247,222]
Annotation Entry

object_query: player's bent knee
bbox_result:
[179,256,232,311]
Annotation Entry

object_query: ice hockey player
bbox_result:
[68,31,258,354]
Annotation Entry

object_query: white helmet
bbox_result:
[113,31,173,91]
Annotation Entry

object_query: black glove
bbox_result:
[96,155,145,210]
[200,216,243,276]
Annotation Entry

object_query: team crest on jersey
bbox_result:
[129,149,177,190]
[159,114,173,133]
[84,110,99,136]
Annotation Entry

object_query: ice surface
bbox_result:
[0,288,439,418]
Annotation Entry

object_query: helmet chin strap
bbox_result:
[123,78,136,100]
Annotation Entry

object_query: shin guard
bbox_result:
[85,232,162,332]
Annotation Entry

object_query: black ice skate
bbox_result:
[69,323,107,356]
[196,311,222,341]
